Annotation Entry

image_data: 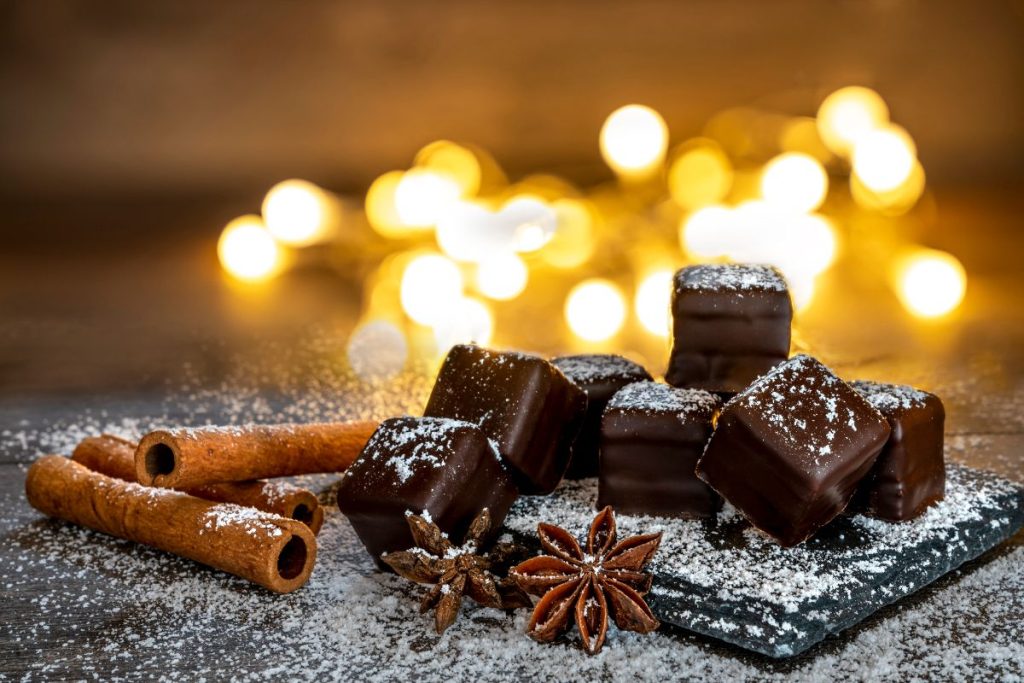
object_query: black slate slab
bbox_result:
[502,464,1024,658]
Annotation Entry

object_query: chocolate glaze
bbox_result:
[424,344,587,495]
[336,416,519,567]
[551,354,653,479]
[849,380,946,521]
[666,264,792,393]
[696,355,891,546]
[598,381,722,517]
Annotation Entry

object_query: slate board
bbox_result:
[502,464,1024,658]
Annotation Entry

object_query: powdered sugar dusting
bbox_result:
[551,354,651,385]
[609,381,719,417]
[851,380,933,413]
[201,503,286,538]
[675,264,788,293]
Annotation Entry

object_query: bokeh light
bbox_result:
[668,140,733,210]
[431,297,494,352]
[476,252,528,300]
[217,215,281,282]
[399,253,463,325]
[679,204,735,258]
[600,104,669,177]
[365,171,412,238]
[894,250,967,318]
[779,117,833,164]
[816,86,890,156]
[635,269,674,337]
[565,279,627,342]
[394,168,463,228]
[436,196,556,262]
[414,140,482,197]
[850,158,926,215]
[262,179,332,246]
[760,152,829,214]
[852,125,917,192]
[542,199,597,269]
[346,320,408,381]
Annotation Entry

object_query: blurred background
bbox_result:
[1,0,1022,437]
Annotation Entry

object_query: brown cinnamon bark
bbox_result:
[73,435,324,534]
[25,455,317,593]
[135,421,377,489]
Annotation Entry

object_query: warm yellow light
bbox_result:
[432,297,494,352]
[365,171,412,239]
[346,320,408,381]
[760,152,829,213]
[816,86,890,156]
[600,104,669,177]
[436,196,556,262]
[895,250,966,318]
[262,179,332,246]
[779,117,832,164]
[785,214,838,278]
[475,253,528,301]
[787,273,816,313]
[680,205,735,258]
[635,270,674,337]
[394,169,463,228]
[852,126,917,193]
[217,215,280,282]
[668,140,733,210]
[542,199,597,269]
[399,253,463,325]
[414,140,482,196]
[565,279,627,342]
[850,158,926,215]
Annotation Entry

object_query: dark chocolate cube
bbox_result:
[336,416,519,566]
[666,264,793,393]
[551,354,653,479]
[424,344,586,494]
[849,381,945,521]
[598,381,722,517]
[696,355,891,546]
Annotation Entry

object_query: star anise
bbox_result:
[509,506,661,654]
[381,508,531,634]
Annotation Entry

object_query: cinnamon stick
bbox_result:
[25,455,317,593]
[135,421,377,489]
[73,435,324,534]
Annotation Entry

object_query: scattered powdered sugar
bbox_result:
[608,381,719,417]
[362,417,479,484]
[675,264,788,293]
[850,379,932,414]
[551,354,651,385]
[201,503,286,538]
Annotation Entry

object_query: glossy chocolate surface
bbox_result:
[336,416,519,567]
[551,354,653,479]
[424,344,586,494]
[849,380,946,521]
[696,355,891,546]
[598,381,721,517]
[666,264,793,393]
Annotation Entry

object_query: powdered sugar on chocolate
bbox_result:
[850,379,932,413]
[675,264,788,293]
[609,381,719,417]
[551,354,650,385]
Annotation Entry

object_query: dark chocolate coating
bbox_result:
[551,354,653,479]
[598,381,722,517]
[848,381,946,521]
[424,344,587,495]
[336,416,519,567]
[666,264,793,393]
[696,355,891,546]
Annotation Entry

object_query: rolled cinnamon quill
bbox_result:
[73,435,324,534]
[135,421,377,489]
[26,455,317,593]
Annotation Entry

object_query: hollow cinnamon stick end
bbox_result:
[135,430,181,487]
[264,522,318,593]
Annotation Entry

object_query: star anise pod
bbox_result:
[381,508,531,634]
[509,506,661,655]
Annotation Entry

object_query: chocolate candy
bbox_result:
[551,354,653,479]
[598,381,722,517]
[336,416,519,566]
[666,264,793,393]
[848,381,946,521]
[696,355,891,546]
[424,344,586,495]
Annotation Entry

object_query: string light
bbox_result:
[852,126,917,193]
[475,253,528,300]
[399,253,463,325]
[346,320,408,381]
[635,270,674,337]
[394,169,463,228]
[431,297,494,352]
[600,105,669,178]
[668,140,733,210]
[565,279,627,342]
[816,86,889,156]
[760,152,829,214]
[262,179,332,246]
[217,215,280,282]
[894,250,967,318]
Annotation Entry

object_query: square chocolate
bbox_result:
[551,354,653,479]
[336,416,519,566]
[424,344,586,494]
[598,381,722,517]
[666,264,793,393]
[848,381,946,521]
[696,355,891,546]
